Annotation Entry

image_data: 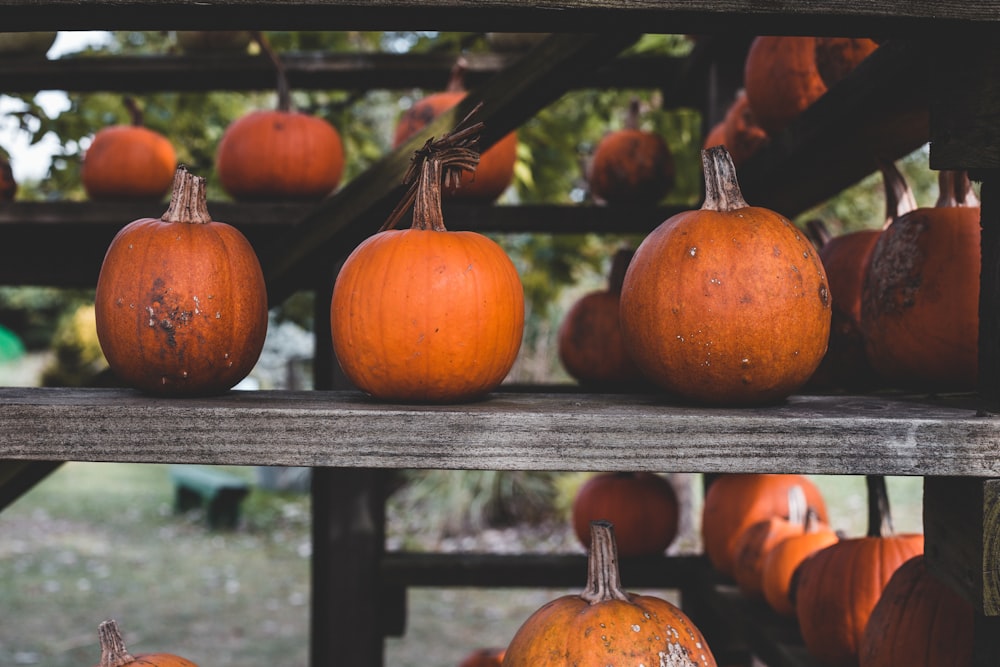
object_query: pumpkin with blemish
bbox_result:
[95,167,268,396]
[619,145,831,405]
[91,619,199,667]
[503,520,717,667]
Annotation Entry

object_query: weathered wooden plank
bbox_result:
[0,52,683,94]
[2,388,1000,476]
[2,0,1000,36]
[0,460,61,511]
[924,476,1000,616]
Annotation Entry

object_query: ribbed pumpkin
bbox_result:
[701,473,828,578]
[807,160,916,390]
[557,248,646,388]
[504,521,717,667]
[217,33,344,200]
[82,98,177,201]
[760,508,838,616]
[731,485,810,597]
[861,170,981,391]
[95,167,268,396]
[744,36,827,136]
[92,619,199,667]
[588,98,675,206]
[331,118,524,403]
[859,555,973,667]
[796,476,924,667]
[571,472,679,557]
[457,647,506,667]
[814,37,879,88]
[392,59,517,202]
[619,145,831,405]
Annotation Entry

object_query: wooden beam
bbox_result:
[924,476,1000,616]
[0,460,62,511]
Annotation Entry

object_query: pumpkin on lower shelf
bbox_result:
[94,166,268,396]
[795,475,924,667]
[457,647,506,667]
[504,520,717,666]
[570,471,679,557]
[92,619,198,667]
[759,508,838,616]
[731,484,811,598]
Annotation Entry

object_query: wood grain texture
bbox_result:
[3,0,1000,35]
[2,387,999,475]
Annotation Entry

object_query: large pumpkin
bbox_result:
[861,170,981,391]
[588,98,675,206]
[393,60,517,202]
[744,36,827,136]
[759,509,838,616]
[796,476,924,667]
[217,33,344,200]
[331,124,524,403]
[95,167,268,396]
[82,98,177,200]
[557,248,646,388]
[619,145,831,405]
[571,472,678,557]
[814,37,879,89]
[504,520,717,666]
[701,473,828,578]
[859,555,973,667]
[92,619,199,667]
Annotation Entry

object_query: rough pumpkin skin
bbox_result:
[95,168,267,396]
[619,146,831,405]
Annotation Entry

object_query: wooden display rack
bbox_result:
[2,3,1000,666]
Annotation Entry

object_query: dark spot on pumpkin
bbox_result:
[819,283,830,307]
[740,294,753,304]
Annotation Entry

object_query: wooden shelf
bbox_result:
[2,387,997,476]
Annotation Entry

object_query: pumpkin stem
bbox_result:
[624,97,641,131]
[252,31,292,112]
[446,57,468,92]
[580,520,631,605]
[803,507,822,533]
[97,620,137,667]
[607,247,633,295]
[935,170,980,208]
[123,96,143,127]
[787,484,807,526]
[879,159,916,229]
[866,474,894,538]
[161,166,213,225]
[701,145,749,212]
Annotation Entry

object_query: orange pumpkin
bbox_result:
[731,485,810,597]
[807,160,916,390]
[814,37,879,88]
[571,472,678,557]
[760,509,838,616]
[588,98,675,206]
[701,473,828,578]
[557,248,646,388]
[861,170,981,391]
[860,555,973,667]
[82,98,176,200]
[796,476,924,667]
[216,34,344,200]
[331,121,524,403]
[457,647,506,667]
[720,89,769,167]
[744,36,827,136]
[393,60,517,202]
[504,520,717,666]
[619,145,831,405]
[95,167,268,396]
[92,619,198,667]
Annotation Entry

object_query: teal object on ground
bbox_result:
[0,324,26,361]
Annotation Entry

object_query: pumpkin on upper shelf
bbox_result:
[90,619,199,667]
[814,37,879,89]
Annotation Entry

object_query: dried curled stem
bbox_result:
[379,102,484,232]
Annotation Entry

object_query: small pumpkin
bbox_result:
[217,32,344,200]
[859,555,973,667]
[392,58,517,202]
[588,98,675,206]
[457,647,506,667]
[731,484,810,597]
[571,471,678,557]
[619,145,831,405]
[861,169,981,391]
[701,473,828,578]
[743,36,827,136]
[795,475,924,667]
[92,619,198,667]
[504,520,717,666]
[557,247,646,388]
[82,97,177,201]
[814,37,879,89]
[759,508,838,616]
[716,89,769,167]
[95,166,268,396]
[331,114,524,403]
